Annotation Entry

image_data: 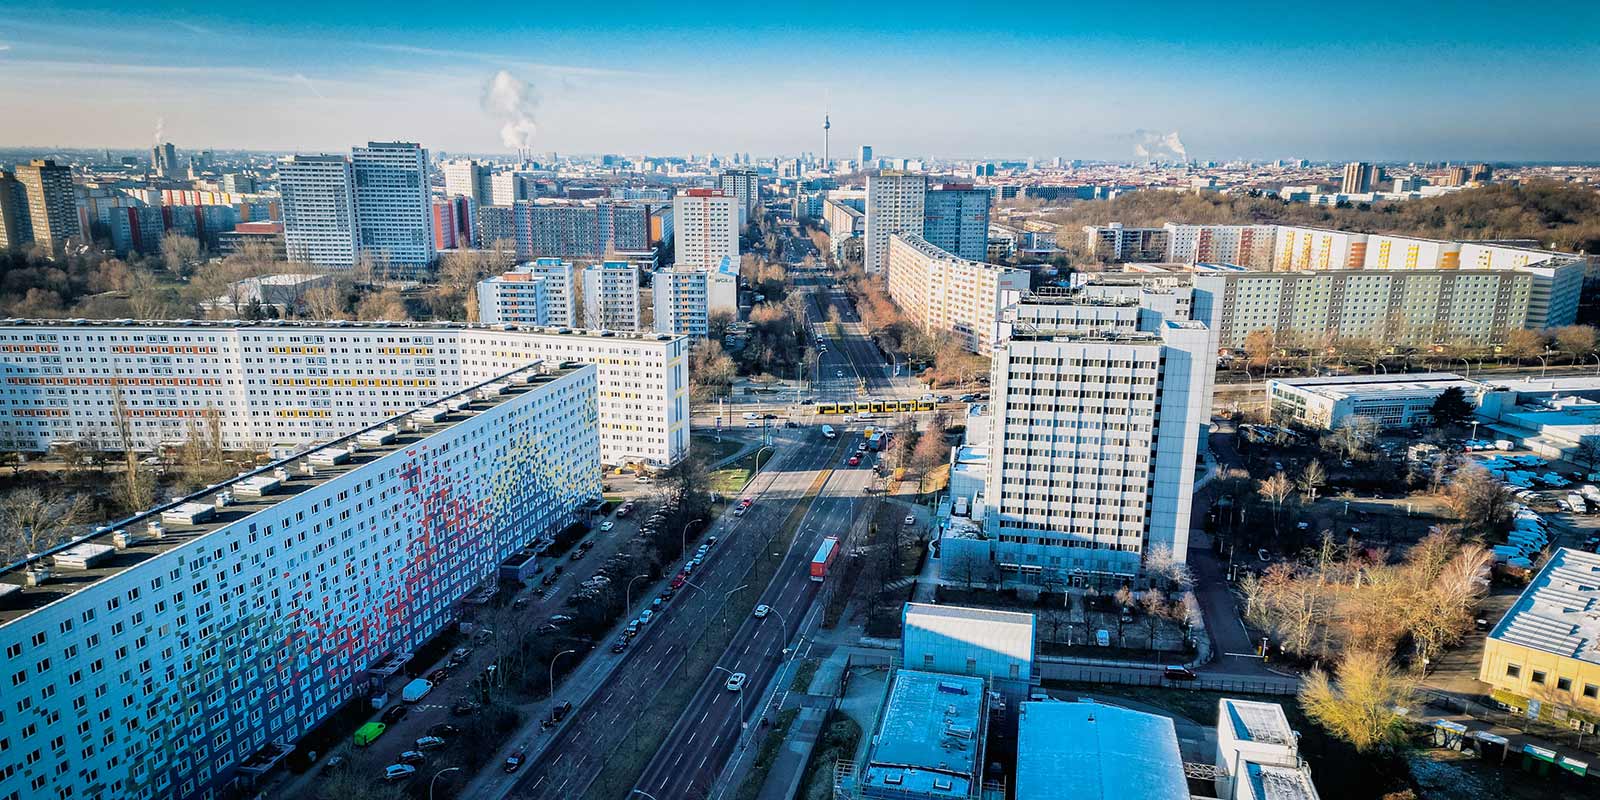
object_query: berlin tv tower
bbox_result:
[823,114,831,172]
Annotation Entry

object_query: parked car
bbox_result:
[384,764,417,783]
[612,637,629,653]
[503,749,527,772]
[320,755,348,775]
[451,698,479,716]
[904,514,915,526]
[427,668,449,683]
[415,736,446,751]
[725,672,747,691]
[848,455,861,466]
[427,724,460,738]
[753,604,771,619]
[513,597,529,609]
[380,705,408,724]
[600,521,615,532]
[396,750,426,765]
[1163,666,1198,682]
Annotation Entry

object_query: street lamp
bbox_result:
[630,790,661,800]
[626,574,650,609]
[1457,357,1472,379]
[1538,353,1550,379]
[760,605,791,654]
[1590,353,1600,376]
[681,518,705,559]
[429,767,461,800]
[549,649,575,698]
[755,446,775,473]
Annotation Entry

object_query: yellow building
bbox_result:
[1478,547,1600,728]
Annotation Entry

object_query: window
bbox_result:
[1558,677,1573,692]
[1531,670,1546,685]
[1584,684,1598,700]
[1505,664,1521,679]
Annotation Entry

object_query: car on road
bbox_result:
[740,497,754,508]
[396,750,426,766]
[856,442,867,452]
[513,596,529,609]
[635,475,653,484]
[380,705,408,724]
[427,668,449,683]
[600,520,615,532]
[617,502,635,517]
[503,749,526,773]
[1163,666,1198,682]
[753,604,770,619]
[733,505,747,517]
[612,637,629,653]
[848,455,861,466]
[447,646,472,666]
[384,764,417,783]
[415,735,447,751]
[835,370,844,378]
[320,755,348,775]
[427,724,460,738]
[725,672,747,691]
[451,698,479,716]
[904,514,915,526]
[570,548,586,561]
[746,420,759,428]
[742,412,760,420]
[640,609,654,624]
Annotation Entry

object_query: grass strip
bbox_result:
[732,706,801,800]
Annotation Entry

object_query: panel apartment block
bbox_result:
[0,363,599,800]
[886,233,1028,355]
[0,321,689,468]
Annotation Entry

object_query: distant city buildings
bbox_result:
[922,183,991,263]
[717,168,761,228]
[1341,161,1384,193]
[151,141,179,178]
[822,192,866,262]
[442,157,493,206]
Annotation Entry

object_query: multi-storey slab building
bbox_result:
[673,190,739,270]
[1162,223,1276,269]
[582,261,642,331]
[277,155,359,269]
[0,320,689,468]
[478,259,578,329]
[1082,223,1168,263]
[13,160,81,251]
[864,172,928,275]
[922,184,991,263]
[983,290,1214,579]
[1191,263,1581,348]
[886,234,1028,355]
[350,142,434,275]
[0,361,600,800]
[822,193,865,262]
[441,158,492,206]
[652,258,738,339]
[716,169,761,228]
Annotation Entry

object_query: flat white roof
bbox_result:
[904,603,1034,665]
[1220,698,1295,746]
[1242,762,1320,800]
[864,670,985,796]
[1489,547,1600,665]
[1270,373,1477,402]
[1015,701,1187,800]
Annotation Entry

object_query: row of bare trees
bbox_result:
[1238,324,1600,379]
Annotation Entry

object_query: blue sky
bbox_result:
[3,1,1599,161]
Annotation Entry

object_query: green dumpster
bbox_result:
[1559,756,1588,777]
[1521,744,1556,776]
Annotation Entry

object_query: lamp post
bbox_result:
[755,446,775,473]
[626,574,650,610]
[761,604,791,654]
[1457,357,1472,379]
[429,767,461,800]
[549,649,575,698]
[681,518,704,559]
[1538,353,1550,379]
[630,792,661,800]
[1590,353,1600,376]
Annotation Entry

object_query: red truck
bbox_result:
[810,536,840,581]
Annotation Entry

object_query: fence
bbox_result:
[1039,663,1300,696]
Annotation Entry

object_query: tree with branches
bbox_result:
[1299,650,1416,753]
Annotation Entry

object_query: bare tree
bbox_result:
[1297,461,1327,503]
[0,489,89,562]
[1299,650,1416,753]
[160,234,202,276]
[1258,472,1294,539]
[1442,464,1513,534]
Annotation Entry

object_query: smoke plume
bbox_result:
[483,70,539,151]
[154,116,166,146]
[1132,129,1187,162]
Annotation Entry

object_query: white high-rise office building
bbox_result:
[351,142,434,274]
[717,169,761,228]
[864,171,928,275]
[442,158,493,206]
[982,290,1215,578]
[278,154,359,268]
[583,261,642,330]
[673,189,740,270]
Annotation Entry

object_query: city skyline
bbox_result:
[3,1,1600,161]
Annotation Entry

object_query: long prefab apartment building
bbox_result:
[0,320,689,469]
[0,361,601,800]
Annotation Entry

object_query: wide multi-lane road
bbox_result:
[632,432,873,799]
[500,427,846,799]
